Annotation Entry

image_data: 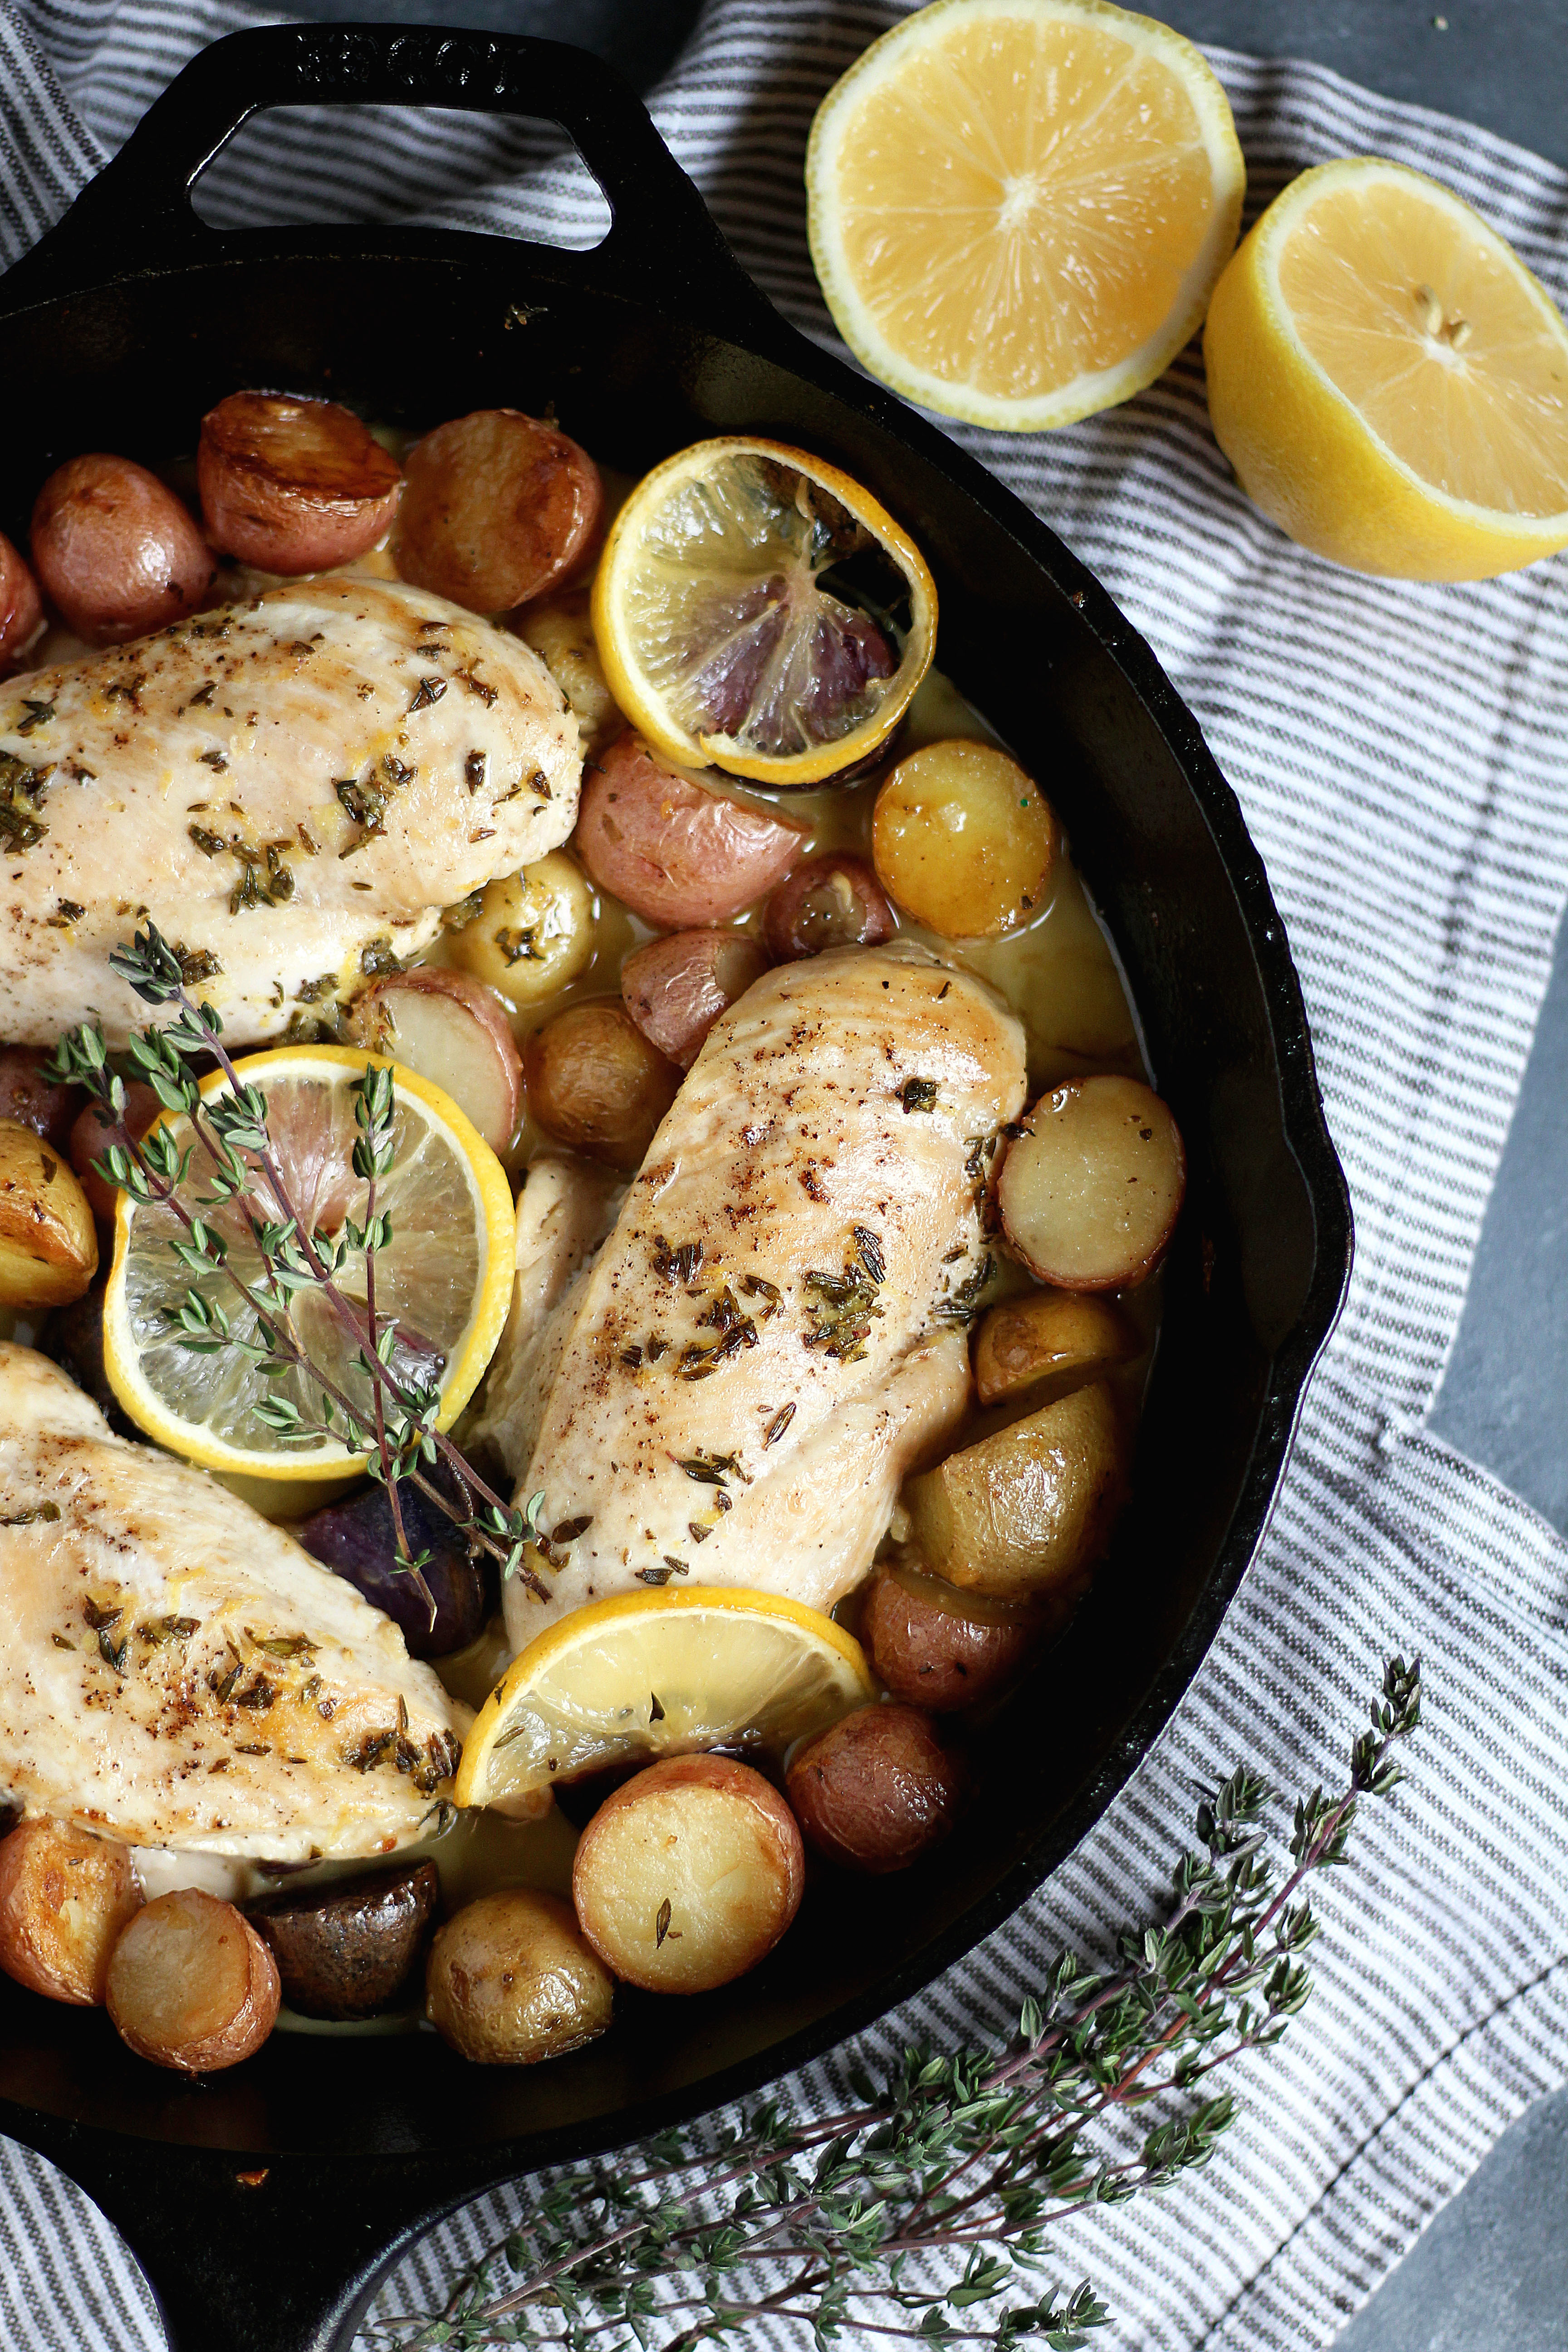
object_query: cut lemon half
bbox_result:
[806,0,1245,432]
[1205,157,1568,578]
[456,1586,877,1808]
[591,436,936,784]
[103,1046,515,1480]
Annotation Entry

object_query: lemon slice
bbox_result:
[806,0,1245,432]
[456,1587,877,1808]
[1205,158,1568,578]
[103,1046,515,1480]
[591,436,936,785]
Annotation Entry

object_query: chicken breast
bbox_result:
[0,575,580,1046]
[0,1344,463,1861]
[500,942,1028,1646]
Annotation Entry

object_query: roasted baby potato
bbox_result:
[513,586,620,754]
[449,851,598,1009]
[294,1475,491,1656]
[0,1047,83,1154]
[865,1564,1037,1711]
[346,968,523,1154]
[901,1380,1127,1602]
[972,1290,1136,1409]
[998,1078,1185,1289]
[872,740,1058,940]
[0,1818,141,2005]
[68,1083,161,1223]
[106,1889,280,2073]
[198,392,403,573]
[0,1118,98,1309]
[248,1859,439,2019]
[425,1887,613,2063]
[0,530,44,671]
[786,1703,966,1873]
[524,999,681,1168]
[29,454,215,644]
[620,929,768,1068]
[574,735,807,929]
[394,410,603,612]
[761,850,895,962]
[571,1754,804,1993]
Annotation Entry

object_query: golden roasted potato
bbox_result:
[524,999,681,1168]
[997,1078,1185,1289]
[786,1703,966,1872]
[105,1889,279,2072]
[901,1380,1127,1602]
[571,1754,804,1993]
[393,409,603,612]
[513,586,621,754]
[249,1859,439,2021]
[425,1888,612,2063]
[0,1818,141,2006]
[872,740,1057,940]
[972,1290,1136,1408]
[198,392,403,573]
[865,1564,1037,1711]
[0,1118,98,1308]
[450,851,598,1009]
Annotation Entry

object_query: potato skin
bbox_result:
[0,530,44,671]
[345,968,523,1153]
[865,1569,1036,1711]
[574,736,807,928]
[902,1381,1127,1602]
[198,392,403,573]
[972,1290,1135,1409]
[30,455,215,645]
[0,1047,83,1153]
[620,929,768,1068]
[0,1117,98,1308]
[68,1082,162,1223]
[761,851,895,962]
[525,999,681,1168]
[787,1704,966,1873]
[249,1859,439,2019]
[872,740,1057,940]
[0,1818,141,2005]
[425,1888,612,2063]
[106,1889,280,2072]
[394,410,602,612]
[572,1754,804,1993]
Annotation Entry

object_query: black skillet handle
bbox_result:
[2,21,773,330]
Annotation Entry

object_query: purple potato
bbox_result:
[295,1475,493,1656]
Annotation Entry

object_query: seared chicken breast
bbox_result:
[496,943,1028,1646]
[0,576,580,1045]
[0,1345,463,1860]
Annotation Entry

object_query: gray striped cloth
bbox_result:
[2,3,1567,2347]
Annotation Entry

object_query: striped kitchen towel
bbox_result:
[1,4,1567,2348]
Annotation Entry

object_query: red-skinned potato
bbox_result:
[0,1818,141,2005]
[345,969,523,1154]
[0,1121,97,1308]
[0,531,44,671]
[105,1888,280,2072]
[198,392,403,573]
[575,736,807,929]
[786,1703,967,1873]
[620,930,768,1068]
[865,1565,1037,1711]
[393,410,602,612]
[30,455,216,645]
[572,1754,804,1993]
[761,851,895,962]
[69,1082,161,1224]
[525,999,681,1168]
[0,1048,83,1153]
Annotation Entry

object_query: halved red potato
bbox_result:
[0,1818,141,2005]
[30,455,216,644]
[345,969,523,1155]
[198,392,403,573]
[69,1082,162,1223]
[393,410,603,612]
[972,1290,1136,1409]
[0,531,44,671]
[525,999,681,1169]
[572,1754,804,1992]
[786,1703,966,1873]
[761,850,895,962]
[106,1889,280,2072]
[575,735,807,929]
[620,930,768,1068]
[0,1047,84,1154]
[998,1078,1185,1289]
[865,1565,1037,1712]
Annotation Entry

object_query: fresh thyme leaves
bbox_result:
[377,1656,1421,2352]
[44,919,554,1621]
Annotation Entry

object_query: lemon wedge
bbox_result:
[1204,157,1568,578]
[456,1587,877,1808]
[591,436,935,785]
[806,0,1245,431]
[103,1046,515,1480]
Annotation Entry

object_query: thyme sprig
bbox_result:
[377,1656,1421,2352]
[45,922,548,1610]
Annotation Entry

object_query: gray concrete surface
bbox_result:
[285,0,1568,2342]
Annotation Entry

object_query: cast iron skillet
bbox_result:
[0,24,1351,2351]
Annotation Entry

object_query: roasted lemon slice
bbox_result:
[103,1046,514,1480]
[592,436,936,785]
[456,1587,877,1808]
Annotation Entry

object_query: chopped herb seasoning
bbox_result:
[676,1454,739,1486]
[803,1233,887,1363]
[294,972,337,1004]
[458,669,498,706]
[442,889,485,931]
[235,1743,270,1757]
[655,1896,681,1946]
[51,1633,75,1650]
[550,1516,593,1545]
[14,699,53,737]
[853,1225,887,1284]
[98,1631,128,1674]
[186,681,216,709]
[0,1501,60,1527]
[653,1236,703,1284]
[937,980,951,1000]
[83,1598,122,1631]
[899,1077,939,1114]
[529,767,552,799]
[635,1563,686,1585]
[361,937,401,977]
[188,824,228,858]
[351,1729,396,1771]
[688,1523,711,1544]
[465,750,487,794]
[234,1675,277,1710]
[138,1615,200,1646]
[250,1631,317,1661]
[199,749,228,771]
[763,1402,796,1447]
[172,945,223,985]
[0,753,52,849]
[494,925,538,964]
[48,899,84,927]
[409,676,447,712]
[935,1252,996,1325]
[335,775,387,832]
